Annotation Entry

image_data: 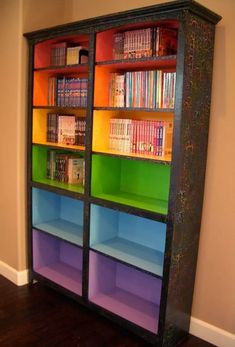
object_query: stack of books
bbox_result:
[109,118,173,157]
[113,27,177,60]
[46,150,85,185]
[50,42,88,66]
[48,77,88,107]
[109,70,176,109]
[46,113,86,146]
[50,42,67,66]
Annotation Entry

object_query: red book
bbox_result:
[156,28,178,57]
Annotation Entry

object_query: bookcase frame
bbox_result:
[24,1,221,346]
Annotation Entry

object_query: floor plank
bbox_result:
[0,275,216,347]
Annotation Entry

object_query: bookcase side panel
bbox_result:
[161,13,217,346]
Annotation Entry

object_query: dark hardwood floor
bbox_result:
[0,275,215,347]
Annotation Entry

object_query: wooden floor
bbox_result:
[0,275,215,347]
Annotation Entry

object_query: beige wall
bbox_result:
[0,0,234,336]
[0,0,24,269]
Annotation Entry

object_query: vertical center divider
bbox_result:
[82,31,96,300]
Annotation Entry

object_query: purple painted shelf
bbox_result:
[33,229,83,295]
[88,251,161,333]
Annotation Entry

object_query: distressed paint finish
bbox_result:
[24,1,221,346]
[161,12,216,346]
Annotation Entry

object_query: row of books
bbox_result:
[109,70,176,109]
[109,118,173,157]
[113,27,177,60]
[50,42,89,66]
[48,77,88,107]
[47,113,86,146]
[46,150,85,185]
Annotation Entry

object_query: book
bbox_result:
[162,120,173,156]
[46,150,56,179]
[162,71,176,108]
[123,28,153,59]
[67,157,84,184]
[47,76,88,107]
[66,46,89,65]
[113,33,124,60]
[46,113,59,143]
[108,118,173,157]
[50,42,67,66]
[58,115,76,145]
[111,70,165,108]
[54,153,69,182]
[46,149,85,186]
[75,117,86,146]
[113,27,177,60]
[109,74,125,107]
[156,28,178,56]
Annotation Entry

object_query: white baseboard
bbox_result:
[0,260,28,286]
[190,317,235,347]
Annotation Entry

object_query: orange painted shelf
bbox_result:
[33,70,88,107]
[94,66,175,108]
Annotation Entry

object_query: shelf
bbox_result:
[92,150,171,164]
[33,71,88,106]
[95,21,179,63]
[32,108,86,149]
[92,110,173,162]
[32,145,85,195]
[92,240,164,276]
[89,251,161,333]
[89,197,167,223]
[34,34,89,69]
[32,178,84,194]
[92,192,168,214]
[33,106,87,110]
[90,204,166,276]
[91,154,170,214]
[94,65,176,112]
[33,229,83,295]
[33,105,87,114]
[93,107,174,112]
[34,64,88,73]
[95,56,176,69]
[33,142,85,152]
[32,188,84,245]
[34,219,83,246]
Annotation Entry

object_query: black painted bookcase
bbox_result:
[24,1,221,345]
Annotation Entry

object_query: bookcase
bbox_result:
[24,1,221,345]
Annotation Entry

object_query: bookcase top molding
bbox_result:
[24,0,221,43]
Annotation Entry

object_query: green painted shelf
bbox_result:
[91,154,170,214]
[32,144,84,194]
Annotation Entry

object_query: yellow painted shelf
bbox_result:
[92,149,171,163]
[32,108,86,150]
[33,142,85,152]
[92,109,173,161]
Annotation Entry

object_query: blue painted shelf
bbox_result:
[34,219,83,246]
[90,204,166,276]
[32,187,84,246]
